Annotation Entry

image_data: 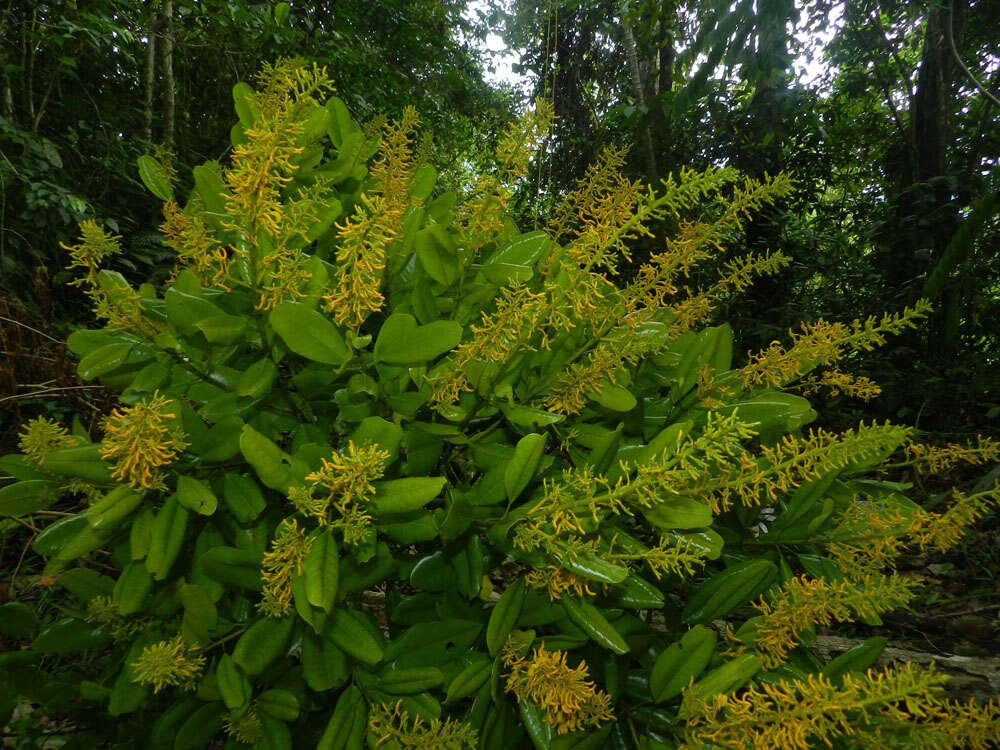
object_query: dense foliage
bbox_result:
[2,61,1000,749]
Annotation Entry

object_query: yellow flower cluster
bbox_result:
[84,595,148,639]
[900,435,1000,475]
[223,707,263,744]
[99,391,187,490]
[798,369,882,401]
[259,517,315,617]
[741,301,932,391]
[159,199,229,287]
[290,442,388,545]
[367,700,478,749]
[752,574,918,666]
[61,221,151,333]
[131,635,205,693]
[502,642,614,734]
[525,565,597,600]
[323,109,420,328]
[681,663,1000,750]
[18,416,76,466]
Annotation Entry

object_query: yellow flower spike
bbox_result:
[61,219,123,278]
[159,200,230,288]
[798,369,882,401]
[131,635,206,693]
[259,517,315,617]
[680,663,1000,750]
[525,565,597,600]
[428,284,549,405]
[901,435,1000,475]
[741,300,932,391]
[99,392,186,490]
[323,109,420,327]
[291,442,388,543]
[18,417,76,466]
[501,643,614,734]
[367,700,478,749]
[909,486,997,553]
[495,98,554,184]
[223,706,263,745]
[752,574,918,667]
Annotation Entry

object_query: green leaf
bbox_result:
[487,578,526,657]
[303,529,339,614]
[822,637,887,684]
[373,313,462,364]
[302,633,348,692]
[499,404,565,427]
[239,425,295,492]
[40,444,113,482]
[221,473,266,523]
[199,546,262,590]
[216,653,251,712]
[327,608,384,665]
[232,82,257,126]
[650,625,717,702]
[682,559,777,624]
[233,617,294,675]
[643,496,713,530]
[56,567,114,603]
[687,653,761,701]
[176,475,218,516]
[145,496,190,580]
[77,341,134,380]
[270,302,349,365]
[137,154,173,201]
[446,660,491,703]
[193,313,246,345]
[560,597,630,654]
[0,479,59,517]
[505,433,546,501]
[349,417,403,466]
[113,561,153,615]
[192,164,227,215]
[590,383,637,412]
[371,477,446,514]
[179,583,218,645]
[377,667,445,695]
[174,702,223,750]
[236,358,277,399]
[32,618,109,653]
[273,1,290,25]
[257,689,299,721]
[317,685,366,750]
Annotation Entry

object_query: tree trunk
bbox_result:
[161,0,175,152]
[621,8,658,182]
[143,14,157,147]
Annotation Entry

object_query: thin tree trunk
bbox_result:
[656,4,674,97]
[143,14,157,146]
[621,11,658,182]
[161,0,175,152]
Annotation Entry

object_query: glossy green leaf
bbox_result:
[327,608,383,665]
[176,475,218,515]
[216,653,251,711]
[137,154,173,200]
[303,529,339,614]
[232,617,294,675]
[643,496,713,530]
[236,358,277,399]
[269,302,349,365]
[373,313,462,364]
[505,433,546,501]
[561,597,630,654]
[682,559,777,624]
[370,477,446,514]
[0,479,59,517]
[221,473,266,523]
[822,637,887,684]
[650,625,717,703]
[199,546,262,590]
[317,685,366,750]
[145,495,189,580]
[39,444,114,482]
[487,578,526,657]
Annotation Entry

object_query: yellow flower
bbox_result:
[131,635,205,693]
[223,707,263,744]
[525,565,597,600]
[502,643,614,734]
[160,199,229,287]
[291,442,388,544]
[18,416,76,466]
[680,663,1000,750]
[367,700,478,749]
[259,517,315,617]
[99,392,187,490]
[752,574,917,666]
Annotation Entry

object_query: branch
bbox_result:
[947,0,1000,109]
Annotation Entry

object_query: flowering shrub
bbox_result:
[2,59,1000,749]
